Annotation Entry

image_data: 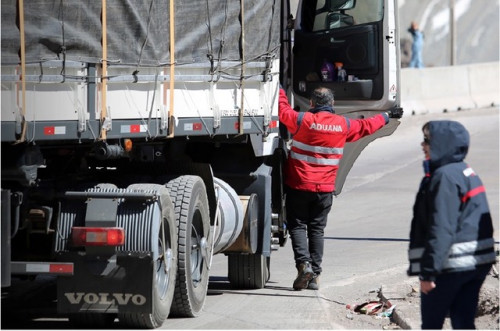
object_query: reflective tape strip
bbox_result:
[292,140,343,155]
[444,251,497,269]
[184,122,203,131]
[120,124,147,133]
[461,186,486,203]
[409,238,494,259]
[290,151,340,166]
[44,126,66,135]
[408,247,424,259]
[26,264,50,273]
[409,252,496,274]
[409,238,495,271]
[410,262,421,273]
[11,262,74,275]
[449,238,494,255]
[463,167,476,177]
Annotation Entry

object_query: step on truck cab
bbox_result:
[1,0,401,328]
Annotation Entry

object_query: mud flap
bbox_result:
[57,252,153,314]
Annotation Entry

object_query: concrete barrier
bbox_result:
[401,62,499,115]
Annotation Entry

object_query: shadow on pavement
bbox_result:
[325,236,409,242]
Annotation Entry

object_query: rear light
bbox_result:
[71,227,125,247]
[124,139,133,152]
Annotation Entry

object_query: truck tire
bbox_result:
[117,184,178,329]
[166,176,211,317]
[228,253,270,289]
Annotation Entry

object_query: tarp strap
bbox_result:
[100,0,108,141]
[167,0,175,138]
[207,0,227,83]
[238,0,245,135]
[15,0,27,144]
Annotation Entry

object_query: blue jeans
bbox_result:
[285,187,333,275]
[420,265,491,329]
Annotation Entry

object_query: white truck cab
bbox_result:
[287,0,402,193]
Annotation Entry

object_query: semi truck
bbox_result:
[1,0,402,328]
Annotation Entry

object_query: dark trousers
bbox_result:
[420,265,491,329]
[285,187,333,275]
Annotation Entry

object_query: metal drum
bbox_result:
[212,178,244,254]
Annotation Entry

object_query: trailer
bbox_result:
[1,0,402,328]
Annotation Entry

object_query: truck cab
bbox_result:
[286,0,402,193]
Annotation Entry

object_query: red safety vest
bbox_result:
[279,88,387,192]
[285,111,348,192]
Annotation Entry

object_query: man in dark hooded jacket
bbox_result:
[408,120,496,329]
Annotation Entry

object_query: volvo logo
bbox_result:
[64,292,147,306]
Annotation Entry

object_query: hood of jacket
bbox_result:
[428,120,469,171]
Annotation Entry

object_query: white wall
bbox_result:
[401,62,499,115]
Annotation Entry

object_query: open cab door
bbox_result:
[291,0,402,194]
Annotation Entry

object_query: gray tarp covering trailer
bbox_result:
[1,1,281,66]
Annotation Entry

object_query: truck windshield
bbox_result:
[309,0,384,32]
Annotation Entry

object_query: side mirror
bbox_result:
[326,12,354,29]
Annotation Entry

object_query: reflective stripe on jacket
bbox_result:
[408,238,496,274]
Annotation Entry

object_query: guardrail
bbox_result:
[401,61,499,115]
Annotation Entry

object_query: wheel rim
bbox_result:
[190,209,205,288]
[156,220,173,299]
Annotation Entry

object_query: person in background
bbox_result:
[408,21,424,68]
[278,87,402,290]
[408,120,496,329]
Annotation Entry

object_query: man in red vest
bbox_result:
[279,87,402,290]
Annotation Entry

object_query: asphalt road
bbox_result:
[2,107,498,329]
[161,106,499,329]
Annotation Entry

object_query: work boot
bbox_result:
[293,262,314,290]
[307,275,319,290]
